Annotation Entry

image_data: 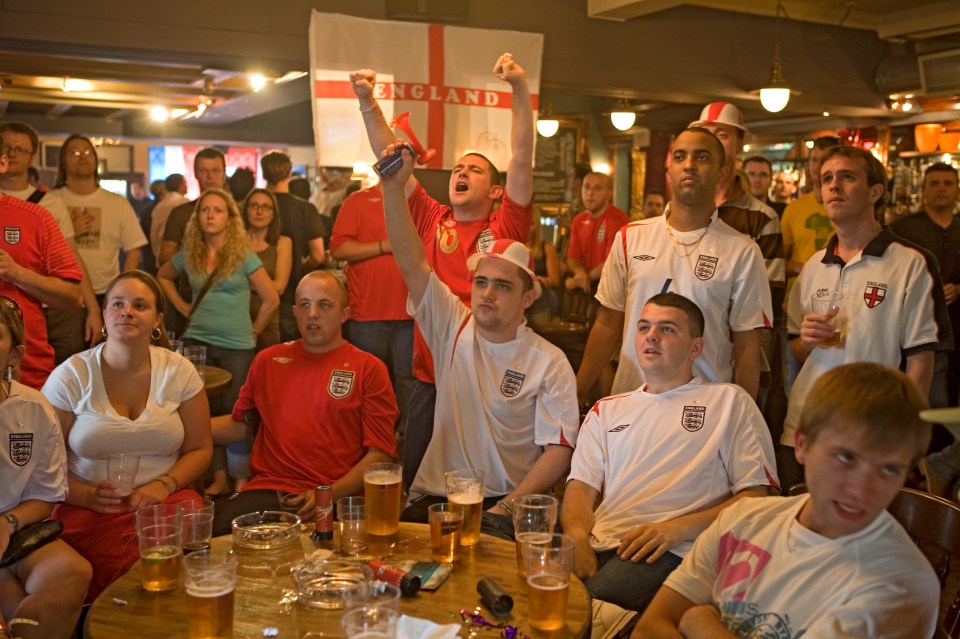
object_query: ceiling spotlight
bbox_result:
[62,77,93,93]
[150,106,170,122]
[823,111,830,117]
[249,74,267,92]
[902,101,914,112]
[610,99,636,131]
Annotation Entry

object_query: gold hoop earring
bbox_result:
[101,326,107,338]
[151,327,162,341]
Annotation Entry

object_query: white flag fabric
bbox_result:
[309,12,544,170]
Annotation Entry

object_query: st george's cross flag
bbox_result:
[308,12,544,170]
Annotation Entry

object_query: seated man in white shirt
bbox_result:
[378,141,579,535]
[634,362,939,639]
[561,292,778,613]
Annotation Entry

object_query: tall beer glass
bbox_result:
[183,550,237,639]
[524,533,574,631]
[444,469,485,546]
[512,494,558,578]
[364,462,402,536]
[135,504,183,592]
[428,503,463,563]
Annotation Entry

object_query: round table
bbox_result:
[86,523,590,638]
[202,365,232,398]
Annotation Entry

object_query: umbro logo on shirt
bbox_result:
[608,424,630,433]
[633,255,654,261]
[272,357,293,364]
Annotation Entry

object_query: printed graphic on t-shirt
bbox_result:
[804,212,833,251]
[328,369,355,398]
[69,206,101,249]
[9,432,32,466]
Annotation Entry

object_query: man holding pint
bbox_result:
[561,293,778,614]
[378,142,579,535]
[209,271,399,535]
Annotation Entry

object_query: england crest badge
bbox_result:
[4,226,20,245]
[328,370,355,399]
[681,405,706,432]
[500,370,526,397]
[9,432,32,466]
[695,255,717,281]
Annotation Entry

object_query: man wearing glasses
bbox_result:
[0,122,102,363]
[0,145,83,388]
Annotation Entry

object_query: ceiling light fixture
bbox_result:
[610,98,636,131]
[150,106,170,122]
[249,74,268,92]
[536,101,559,138]
[62,77,93,93]
[759,0,791,113]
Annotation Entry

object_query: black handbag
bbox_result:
[0,520,63,568]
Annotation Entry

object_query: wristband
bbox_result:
[359,101,380,114]
[496,499,513,516]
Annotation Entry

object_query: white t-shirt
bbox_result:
[0,381,68,512]
[597,210,772,395]
[409,273,579,497]
[783,228,951,446]
[54,187,147,293]
[569,379,778,555]
[665,495,939,639]
[0,187,74,240]
[42,344,204,486]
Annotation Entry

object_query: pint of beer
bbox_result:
[524,533,574,631]
[364,462,402,536]
[512,494,558,577]
[183,550,237,639]
[135,504,184,592]
[444,469,485,546]
[428,503,463,563]
[811,291,844,347]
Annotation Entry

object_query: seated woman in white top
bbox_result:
[42,271,212,603]
[0,295,92,639]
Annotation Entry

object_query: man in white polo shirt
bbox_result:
[562,292,778,613]
[576,127,772,404]
[782,145,952,490]
[378,140,578,532]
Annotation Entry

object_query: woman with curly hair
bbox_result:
[158,188,278,494]
[242,188,292,351]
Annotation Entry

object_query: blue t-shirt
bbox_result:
[173,249,262,349]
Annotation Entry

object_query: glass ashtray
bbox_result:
[232,511,301,550]
[293,560,370,609]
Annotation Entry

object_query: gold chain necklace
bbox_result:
[665,216,708,258]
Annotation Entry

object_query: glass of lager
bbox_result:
[135,504,183,592]
[512,494,558,578]
[364,462,402,536]
[337,496,368,556]
[811,291,844,347]
[428,503,463,563]
[106,453,139,510]
[181,498,215,555]
[524,533,574,631]
[444,469,485,546]
[342,605,398,639]
[183,550,237,639]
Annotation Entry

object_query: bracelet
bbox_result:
[359,101,379,114]
[156,473,181,494]
[378,240,383,255]
[154,476,175,494]
[496,499,513,516]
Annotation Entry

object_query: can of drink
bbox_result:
[311,485,334,542]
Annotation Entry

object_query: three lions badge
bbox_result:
[9,432,32,466]
[328,370,355,399]
[500,370,526,397]
[682,406,706,432]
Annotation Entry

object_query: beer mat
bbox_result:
[398,614,460,639]
[399,561,452,590]
[920,407,960,441]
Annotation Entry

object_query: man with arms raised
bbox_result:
[634,363,938,638]
[563,293,777,614]
[781,146,951,489]
[210,271,398,534]
[350,53,534,491]
[379,140,578,530]
[576,128,771,404]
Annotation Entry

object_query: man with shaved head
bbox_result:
[565,171,629,293]
[210,271,399,534]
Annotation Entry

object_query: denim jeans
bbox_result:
[346,319,414,440]
[583,548,683,613]
[184,339,255,478]
[402,380,436,490]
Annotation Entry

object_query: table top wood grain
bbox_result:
[86,522,590,638]
[202,365,232,398]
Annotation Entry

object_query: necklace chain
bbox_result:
[665,217,708,258]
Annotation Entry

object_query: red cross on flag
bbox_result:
[308,12,544,170]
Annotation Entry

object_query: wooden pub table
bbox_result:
[86,522,591,638]
[202,365,232,398]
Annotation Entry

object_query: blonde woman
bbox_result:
[158,189,278,494]
[242,188,292,351]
